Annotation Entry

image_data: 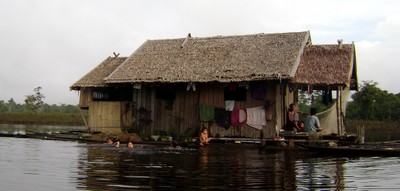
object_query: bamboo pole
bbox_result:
[339,86,343,136]
[336,87,341,136]
[357,126,365,144]
[79,108,89,131]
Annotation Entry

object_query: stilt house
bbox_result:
[70,31,357,140]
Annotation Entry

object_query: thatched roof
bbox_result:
[70,56,127,90]
[294,43,358,90]
[105,31,310,83]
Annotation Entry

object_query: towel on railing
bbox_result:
[246,106,266,130]
[231,108,247,126]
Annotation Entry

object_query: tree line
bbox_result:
[2,83,399,121]
[346,81,400,121]
[297,81,400,121]
[0,87,80,114]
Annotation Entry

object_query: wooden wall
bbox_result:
[79,88,93,108]
[199,83,278,139]
[88,101,132,133]
[81,82,330,138]
[121,82,288,139]
[133,86,199,138]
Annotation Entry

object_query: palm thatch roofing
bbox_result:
[105,31,311,83]
[70,56,127,90]
[294,43,358,90]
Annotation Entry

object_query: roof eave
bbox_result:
[289,30,311,78]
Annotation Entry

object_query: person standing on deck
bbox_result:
[304,108,321,133]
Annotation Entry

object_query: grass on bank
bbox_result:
[0,113,87,125]
[346,120,400,132]
[1,113,399,133]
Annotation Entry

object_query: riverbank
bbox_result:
[1,113,398,130]
[346,120,400,130]
[346,120,400,142]
[0,113,86,126]
[1,115,400,142]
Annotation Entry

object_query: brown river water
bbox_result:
[0,124,400,190]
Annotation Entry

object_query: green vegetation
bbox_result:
[298,81,400,122]
[346,81,400,121]
[297,81,400,141]
[24,86,45,113]
[297,89,332,115]
[0,87,85,125]
[345,119,400,132]
[0,113,85,125]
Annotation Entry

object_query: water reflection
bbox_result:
[76,144,351,190]
[0,137,85,191]
[1,125,400,190]
[0,124,86,135]
[296,156,347,190]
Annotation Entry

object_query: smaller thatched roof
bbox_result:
[70,56,127,90]
[294,43,358,90]
[105,31,310,83]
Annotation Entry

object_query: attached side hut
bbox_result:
[293,42,358,135]
[70,56,132,133]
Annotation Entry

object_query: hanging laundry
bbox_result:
[224,83,247,101]
[214,107,231,129]
[231,108,247,126]
[199,105,214,122]
[231,109,240,126]
[322,89,332,106]
[246,106,266,130]
[238,109,247,125]
[225,100,235,111]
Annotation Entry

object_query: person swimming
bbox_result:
[105,137,120,147]
[127,141,134,148]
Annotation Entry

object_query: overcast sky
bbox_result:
[1,0,399,104]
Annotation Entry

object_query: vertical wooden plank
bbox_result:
[88,101,123,133]
[153,97,162,135]
[190,89,200,136]
[183,89,189,134]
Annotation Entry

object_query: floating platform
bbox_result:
[298,141,400,157]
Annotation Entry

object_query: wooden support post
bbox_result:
[288,139,295,147]
[336,87,341,136]
[357,126,365,144]
[79,108,89,131]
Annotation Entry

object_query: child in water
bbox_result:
[105,137,120,147]
[199,127,210,146]
[127,141,134,148]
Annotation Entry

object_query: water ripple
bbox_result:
[1,136,400,190]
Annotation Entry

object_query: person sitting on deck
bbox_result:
[285,103,307,132]
[304,108,321,133]
[297,121,305,132]
[199,126,210,146]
